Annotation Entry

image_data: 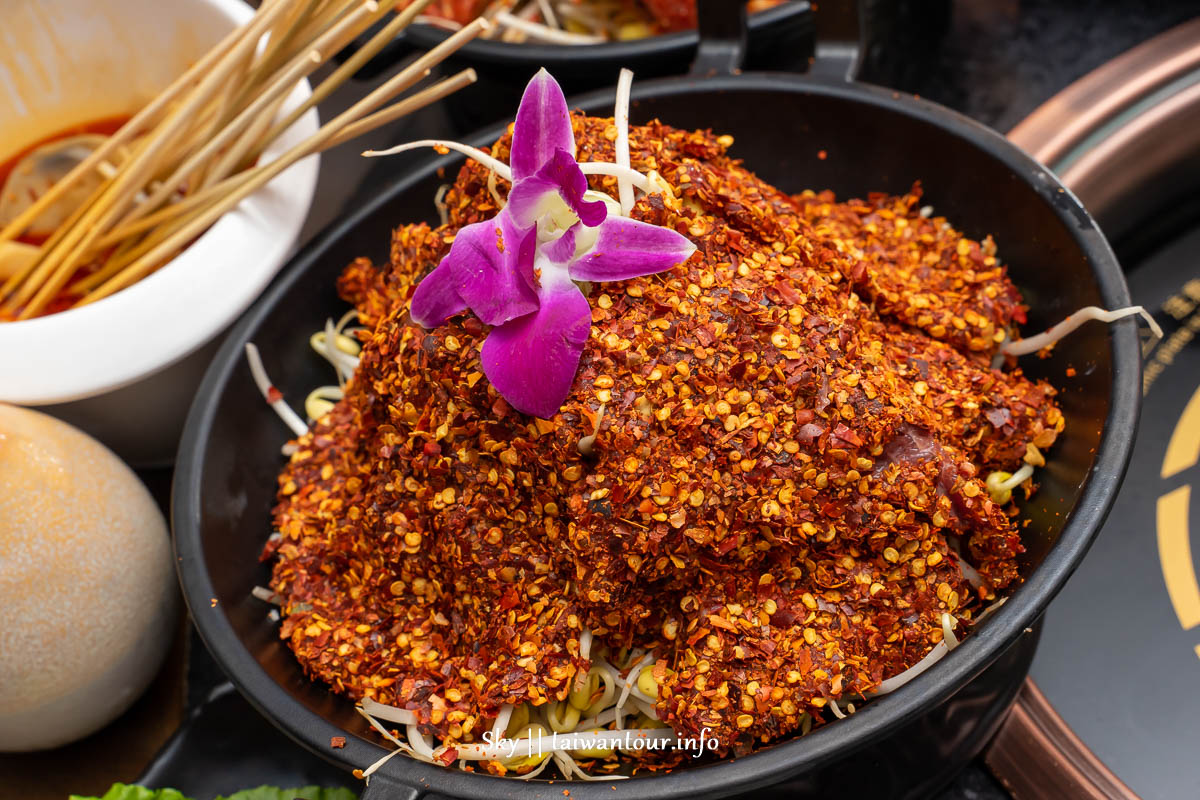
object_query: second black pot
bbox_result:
[392,1,813,133]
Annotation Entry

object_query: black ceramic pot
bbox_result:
[172,10,1141,800]
[403,1,813,132]
[349,2,814,133]
[348,1,949,134]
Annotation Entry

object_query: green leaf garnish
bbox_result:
[70,784,192,800]
[218,786,358,800]
[71,784,357,800]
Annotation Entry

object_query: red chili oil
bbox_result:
[0,115,131,321]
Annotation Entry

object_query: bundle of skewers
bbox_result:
[0,0,485,321]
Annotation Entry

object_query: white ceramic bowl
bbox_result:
[0,0,320,465]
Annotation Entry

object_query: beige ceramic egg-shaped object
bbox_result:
[0,404,177,751]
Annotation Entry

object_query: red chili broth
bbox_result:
[0,115,131,320]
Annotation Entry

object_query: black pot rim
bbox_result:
[400,2,806,64]
[172,72,1141,799]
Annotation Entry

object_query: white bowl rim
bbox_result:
[0,0,320,406]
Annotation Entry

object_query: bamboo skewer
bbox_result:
[91,11,483,259]
[205,40,264,145]
[80,57,484,305]
[205,91,293,192]
[0,176,106,295]
[120,1,378,230]
[325,68,475,149]
[3,133,155,313]
[238,0,396,119]
[89,171,260,256]
[1,0,479,320]
[8,0,334,316]
[203,0,356,182]
[80,66,474,270]
[86,52,440,261]
[87,57,447,258]
[0,3,252,275]
[73,59,452,291]
[8,0,298,317]
[261,0,435,146]
[241,0,325,95]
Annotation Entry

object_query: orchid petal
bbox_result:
[481,267,590,419]
[444,212,539,327]
[508,149,607,230]
[410,260,467,329]
[568,216,697,282]
[511,69,575,181]
[543,225,577,264]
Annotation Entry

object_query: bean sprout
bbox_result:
[871,614,961,696]
[245,342,308,437]
[407,724,436,760]
[491,704,514,737]
[580,628,594,660]
[487,169,506,208]
[577,403,607,455]
[578,161,651,191]
[494,11,605,44]
[953,551,985,591]
[310,311,362,386]
[994,304,1163,367]
[534,0,558,29]
[941,612,960,648]
[614,68,634,215]
[363,140,514,181]
[251,585,281,604]
[362,696,419,726]
[305,385,343,420]
[974,596,1008,624]
[434,183,451,225]
[630,696,658,719]
[985,463,1035,505]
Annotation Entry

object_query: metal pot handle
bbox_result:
[359,771,425,800]
[810,0,867,81]
[690,0,866,82]
[690,0,749,78]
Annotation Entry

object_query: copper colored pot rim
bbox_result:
[986,681,1137,800]
[1058,77,1200,222]
[1008,17,1200,168]
[991,16,1200,800]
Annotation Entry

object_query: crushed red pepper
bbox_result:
[266,113,1063,769]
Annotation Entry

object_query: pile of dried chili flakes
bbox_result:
[265,113,1062,770]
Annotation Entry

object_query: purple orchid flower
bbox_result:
[410,68,696,419]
